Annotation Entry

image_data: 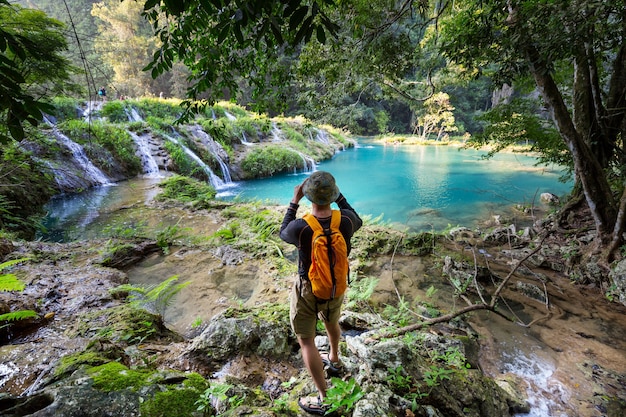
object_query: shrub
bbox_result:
[100,101,128,122]
[52,96,82,121]
[240,146,303,178]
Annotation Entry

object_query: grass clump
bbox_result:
[156,175,216,206]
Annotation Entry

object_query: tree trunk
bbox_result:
[523,43,616,241]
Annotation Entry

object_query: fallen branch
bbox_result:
[368,232,551,341]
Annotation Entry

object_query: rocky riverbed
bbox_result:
[1,198,625,417]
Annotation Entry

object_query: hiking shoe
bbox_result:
[320,352,343,377]
[298,395,328,415]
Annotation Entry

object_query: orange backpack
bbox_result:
[303,210,349,300]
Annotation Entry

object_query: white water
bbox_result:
[188,126,233,183]
[164,133,226,189]
[128,131,161,177]
[271,122,283,141]
[51,128,112,186]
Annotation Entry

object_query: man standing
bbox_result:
[279,171,362,415]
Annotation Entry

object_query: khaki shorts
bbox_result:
[290,277,344,339]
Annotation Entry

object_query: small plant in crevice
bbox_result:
[195,382,244,415]
[323,377,364,415]
[385,365,428,411]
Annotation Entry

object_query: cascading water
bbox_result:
[44,120,112,187]
[187,126,233,183]
[163,132,226,189]
[126,108,143,122]
[224,111,237,121]
[271,122,283,142]
[240,132,253,146]
[128,131,161,177]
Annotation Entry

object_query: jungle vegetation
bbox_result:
[2,0,626,265]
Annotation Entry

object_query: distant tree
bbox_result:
[413,92,457,140]
[0,0,75,142]
[91,0,159,98]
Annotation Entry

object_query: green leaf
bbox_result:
[289,6,309,32]
[0,310,38,322]
[316,25,326,43]
[0,274,25,292]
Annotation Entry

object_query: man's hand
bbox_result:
[292,181,305,204]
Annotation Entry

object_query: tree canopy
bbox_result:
[0,0,75,142]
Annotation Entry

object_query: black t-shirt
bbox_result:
[279,194,362,278]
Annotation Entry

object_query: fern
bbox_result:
[0,273,25,292]
[0,258,38,326]
[110,275,190,319]
[0,310,38,322]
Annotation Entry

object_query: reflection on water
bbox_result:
[39,178,164,242]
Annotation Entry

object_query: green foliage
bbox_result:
[134,98,183,120]
[54,351,111,378]
[110,275,190,320]
[195,382,244,415]
[212,203,285,258]
[155,220,190,254]
[141,373,208,417]
[100,101,129,123]
[423,365,455,387]
[162,140,208,180]
[382,296,414,327]
[0,2,73,143]
[0,142,56,237]
[240,145,303,178]
[323,377,364,414]
[345,276,379,309]
[156,175,216,206]
[58,120,142,175]
[0,258,38,325]
[52,97,82,121]
[144,1,339,115]
[469,98,573,174]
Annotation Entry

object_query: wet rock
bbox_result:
[515,281,547,303]
[98,239,161,269]
[540,192,560,204]
[483,224,523,246]
[448,227,478,243]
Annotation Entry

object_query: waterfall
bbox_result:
[288,148,316,172]
[128,131,161,177]
[49,126,112,186]
[188,126,233,184]
[314,128,331,145]
[163,132,225,189]
[240,132,254,146]
[126,107,143,122]
[224,111,237,121]
[271,122,283,142]
[82,101,104,123]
